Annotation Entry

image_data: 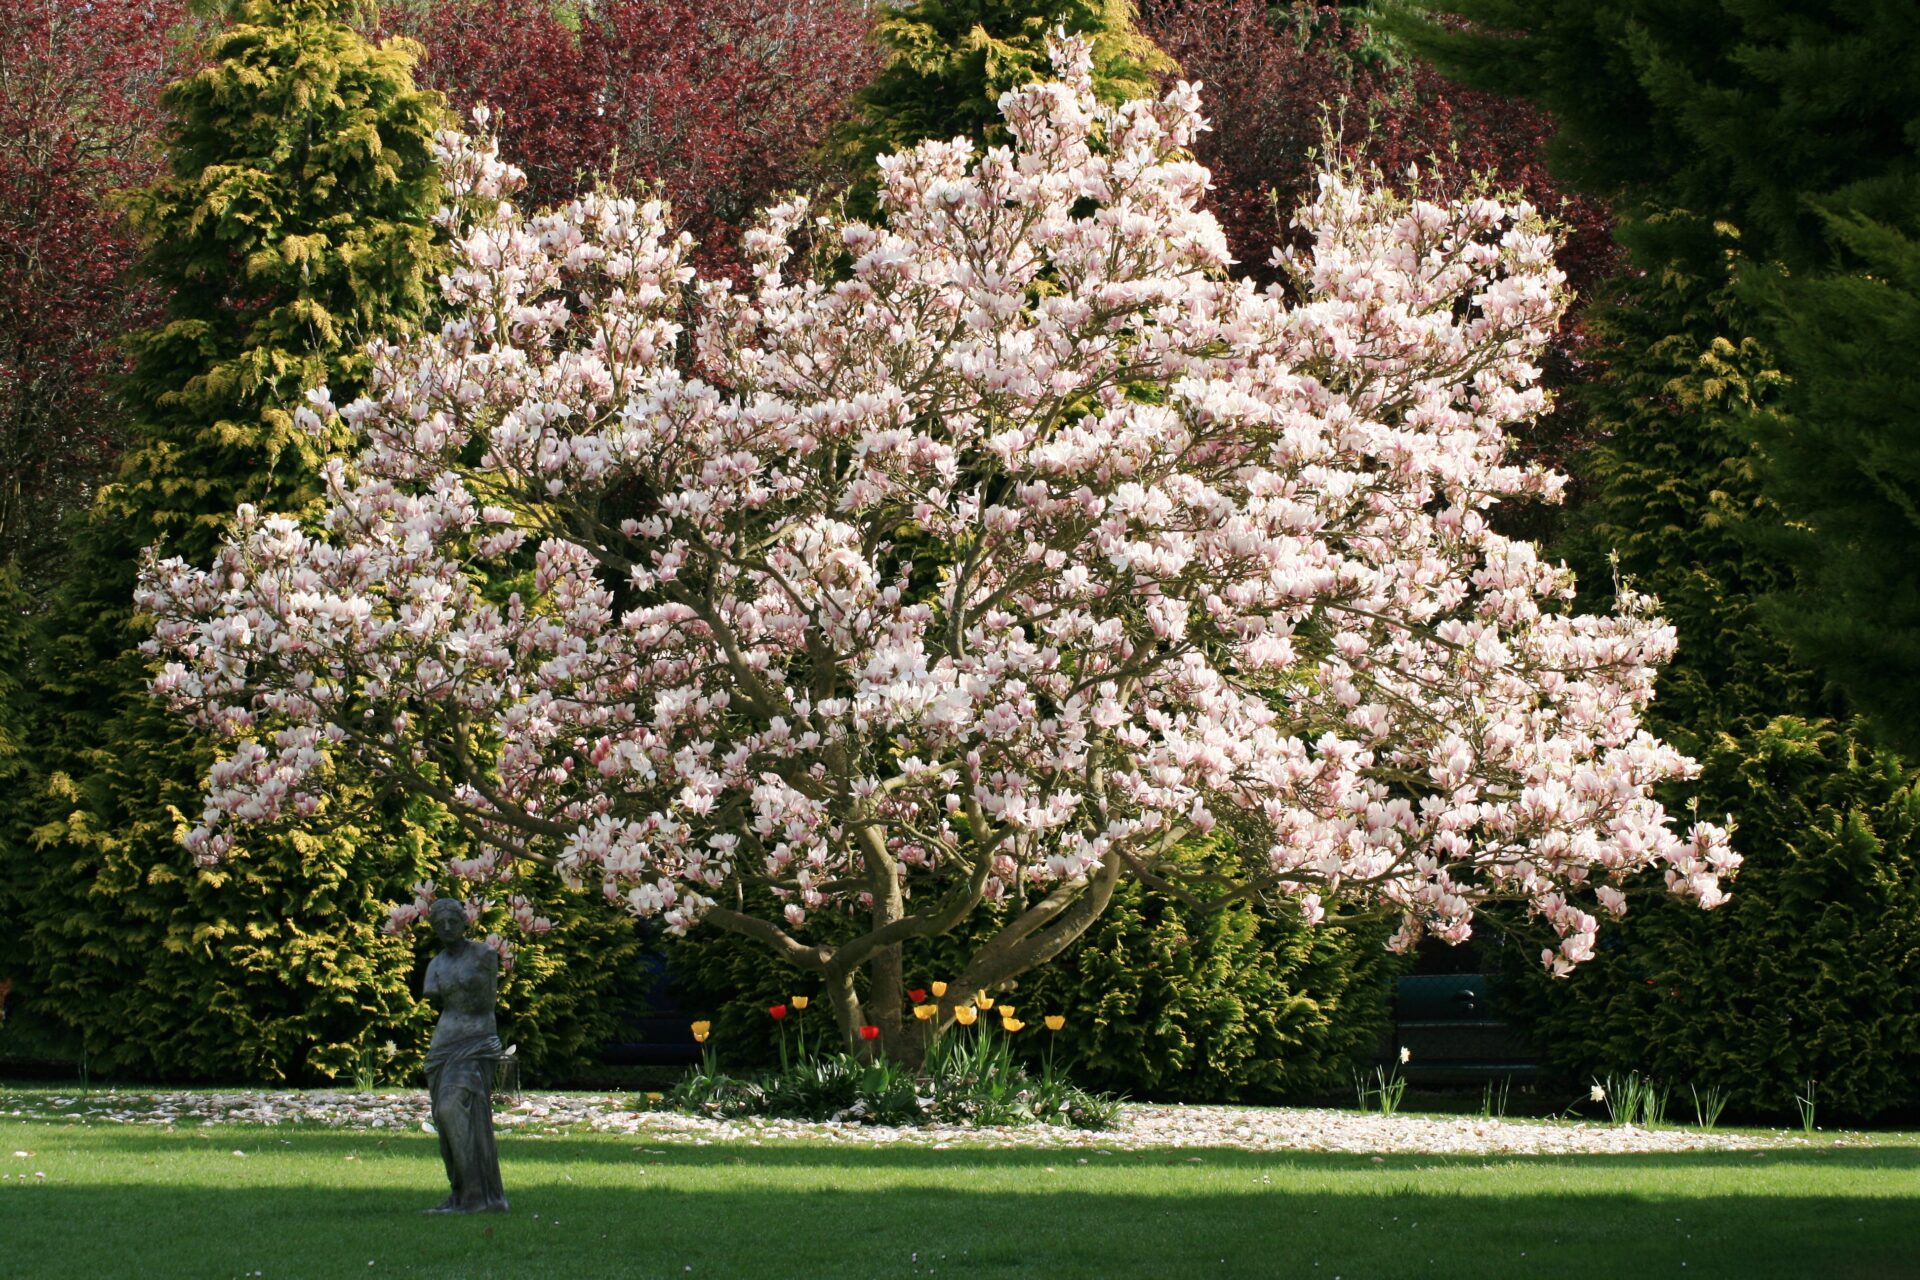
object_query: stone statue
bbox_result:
[422,897,509,1214]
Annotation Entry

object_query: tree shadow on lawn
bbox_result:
[47,1121,1920,1170]
[3,1128,1916,1280]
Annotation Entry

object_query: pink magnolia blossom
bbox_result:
[138,38,1736,1041]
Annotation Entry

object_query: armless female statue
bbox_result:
[422,897,509,1213]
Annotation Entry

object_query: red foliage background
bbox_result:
[1139,0,1614,477]
[393,0,879,278]
[1139,1,1611,293]
[0,0,187,582]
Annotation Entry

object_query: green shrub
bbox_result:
[1492,222,1920,1122]
[952,885,1397,1102]
[480,872,646,1083]
[0,0,632,1084]
[1500,717,1920,1121]
[0,569,32,990]
[834,0,1171,215]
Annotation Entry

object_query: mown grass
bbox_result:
[1,1117,1915,1279]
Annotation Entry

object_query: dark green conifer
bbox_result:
[1492,224,1920,1120]
[1382,0,1920,1121]
[6,0,638,1084]
[1387,0,1920,752]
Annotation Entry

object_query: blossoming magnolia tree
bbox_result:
[139,38,1738,1052]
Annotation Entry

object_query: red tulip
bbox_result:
[858,1024,881,1041]
[769,1003,789,1020]
[907,988,927,1003]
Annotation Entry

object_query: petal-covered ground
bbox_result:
[0,1089,1867,1157]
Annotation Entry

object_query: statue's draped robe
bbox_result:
[425,1030,508,1212]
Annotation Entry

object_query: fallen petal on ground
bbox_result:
[1,1089,1864,1157]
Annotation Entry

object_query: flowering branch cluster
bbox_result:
[138,38,1735,1036]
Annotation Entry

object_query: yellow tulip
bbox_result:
[913,1004,937,1021]
[1001,1017,1025,1033]
[954,1005,979,1026]
[974,991,995,1010]
[997,1006,1015,1020]
[691,1020,712,1043]
[1044,1015,1065,1032]
[791,995,810,1010]
[931,981,948,998]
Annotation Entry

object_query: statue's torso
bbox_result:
[426,941,499,1051]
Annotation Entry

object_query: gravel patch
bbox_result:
[1,1089,1866,1157]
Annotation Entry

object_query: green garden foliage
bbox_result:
[1385,0,1920,1123]
[836,0,1172,212]
[116,0,444,566]
[4,0,447,1083]
[482,872,645,1081]
[0,572,32,988]
[1490,226,1920,1121]
[670,856,1398,1102]
[1382,1,1916,267]
[945,882,1399,1102]
[1500,715,1920,1122]
[0,0,634,1084]
[1556,218,1803,744]
[1387,0,1920,755]
[1740,219,1920,758]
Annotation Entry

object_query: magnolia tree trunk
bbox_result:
[702,849,1122,1066]
[868,944,906,1056]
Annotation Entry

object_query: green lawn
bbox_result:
[1,1119,1914,1279]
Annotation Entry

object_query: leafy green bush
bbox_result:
[835,0,1171,214]
[1493,224,1920,1122]
[0,569,35,996]
[1500,717,1920,1121]
[480,872,646,1083]
[953,885,1397,1102]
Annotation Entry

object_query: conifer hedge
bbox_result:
[1,0,637,1084]
[1491,224,1920,1121]
[1386,2,1920,749]
[835,0,1172,214]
